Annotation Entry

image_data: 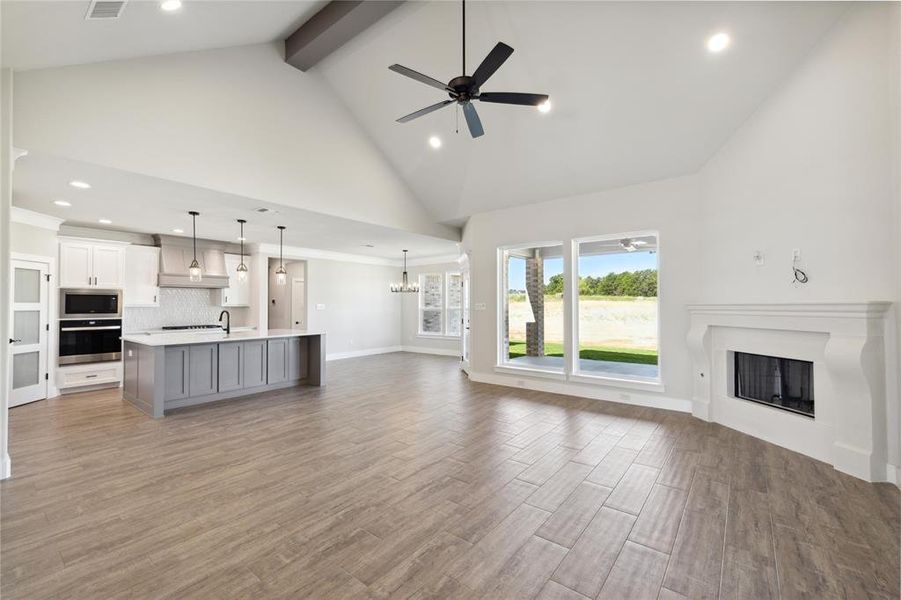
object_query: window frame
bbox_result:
[418,271,463,338]
[570,230,662,386]
[495,233,664,391]
[496,241,566,374]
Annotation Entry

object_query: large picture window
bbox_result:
[497,234,660,385]
[500,243,564,372]
[419,272,462,337]
[574,234,659,382]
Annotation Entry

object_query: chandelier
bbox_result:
[390,250,419,293]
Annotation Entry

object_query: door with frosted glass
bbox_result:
[9,260,49,407]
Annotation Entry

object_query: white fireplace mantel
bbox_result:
[686,302,894,482]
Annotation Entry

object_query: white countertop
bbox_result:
[122,329,324,347]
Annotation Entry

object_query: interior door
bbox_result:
[9,259,49,407]
[291,278,306,330]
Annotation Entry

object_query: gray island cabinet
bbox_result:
[122,330,325,418]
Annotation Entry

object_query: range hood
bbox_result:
[154,234,230,289]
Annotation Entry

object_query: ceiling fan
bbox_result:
[388,0,549,139]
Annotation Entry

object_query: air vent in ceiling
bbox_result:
[85,0,127,20]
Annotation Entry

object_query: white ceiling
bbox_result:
[315,1,849,222]
[1,0,327,71]
[12,152,460,260]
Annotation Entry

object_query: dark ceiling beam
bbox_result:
[285,0,403,72]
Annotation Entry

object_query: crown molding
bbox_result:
[11,206,64,231]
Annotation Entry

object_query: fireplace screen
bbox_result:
[734,351,814,417]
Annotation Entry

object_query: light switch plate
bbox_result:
[474,302,487,311]
[316,303,326,310]
[753,251,765,266]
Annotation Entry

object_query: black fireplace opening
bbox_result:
[733,351,814,418]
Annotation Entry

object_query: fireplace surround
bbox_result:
[687,302,894,482]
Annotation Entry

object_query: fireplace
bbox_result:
[734,351,814,418]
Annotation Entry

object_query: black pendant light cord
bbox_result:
[189,211,199,261]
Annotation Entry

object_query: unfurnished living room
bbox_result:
[0,1,899,598]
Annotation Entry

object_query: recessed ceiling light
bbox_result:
[362,244,375,248]
[160,0,182,12]
[53,199,71,207]
[98,218,112,225]
[537,100,552,114]
[173,228,184,233]
[707,32,731,53]
[69,180,91,189]
[428,136,442,149]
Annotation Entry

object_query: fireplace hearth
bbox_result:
[734,351,814,417]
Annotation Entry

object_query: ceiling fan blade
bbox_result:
[472,42,514,87]
[389,64,451,92]
[462,102,484,138]
[478,92,549,106]
[396,100,454,123]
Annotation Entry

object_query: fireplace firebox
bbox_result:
[733,351,814,417]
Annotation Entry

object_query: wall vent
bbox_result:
[85,0,127,20]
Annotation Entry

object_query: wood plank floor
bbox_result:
[2,353,898,599]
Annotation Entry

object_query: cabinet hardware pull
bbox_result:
[61,326,121,331]
[85,374,98,378]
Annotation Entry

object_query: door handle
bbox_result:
[9,338,21,344]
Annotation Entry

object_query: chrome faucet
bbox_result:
[219,310,230,335]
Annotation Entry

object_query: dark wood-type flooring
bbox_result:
[2,353,898,599]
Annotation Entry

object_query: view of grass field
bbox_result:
[507,296,658,364]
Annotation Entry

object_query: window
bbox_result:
[497,234,661,386]
[500,243,564,372]
[419,272,462,337]
[574,233,659,382]
[446,273,463,336]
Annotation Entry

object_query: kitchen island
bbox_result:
[122,330,325,418]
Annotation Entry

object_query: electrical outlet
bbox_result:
[316,303,326,311]
[474,303,487,311]
[792,248,801,262]
[753,251,765,266]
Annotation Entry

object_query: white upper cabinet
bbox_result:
[59,240,127,289]
[124,245,160,307]
[215,253,251,307]
[59,241,93,288]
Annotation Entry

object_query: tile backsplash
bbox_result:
[123,288,249,332]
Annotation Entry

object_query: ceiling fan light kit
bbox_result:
[389,0,549,138]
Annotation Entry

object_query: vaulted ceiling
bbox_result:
[314,1,848,223]
[4,0,850,251]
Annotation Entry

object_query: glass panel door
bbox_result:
[9,260,49,407]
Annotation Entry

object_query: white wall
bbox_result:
[401,261,463,357]
[697,3,900,476]
[12,43,456,242]
[462,175,702,411]
[698,4,898,305]
[262,254,402,359]
[1,68,13,479]
[10,220,58,257]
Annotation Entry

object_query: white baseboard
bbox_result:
[887,463,900,487]
[326,346,402,361]
[2,453,10,480]
[467,370,692,413]
[401,346,461,357]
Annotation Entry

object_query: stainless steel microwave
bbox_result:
[60,289,122,319]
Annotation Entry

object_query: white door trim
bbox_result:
[10,253,58,400]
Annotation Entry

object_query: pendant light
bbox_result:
[275,225,287,286]
[188,210,202,282]
[390,250,419,293]
[236,219,249,283]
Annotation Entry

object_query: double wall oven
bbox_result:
[59,289,122,365]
